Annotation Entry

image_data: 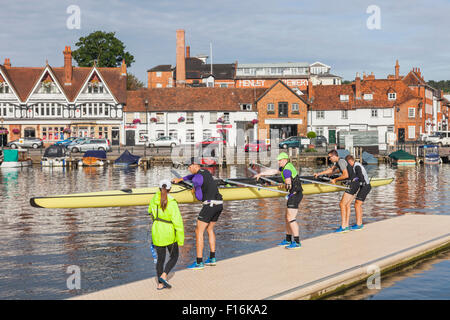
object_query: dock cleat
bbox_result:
[285,242,301,250]
[277,239,291,246]
[187,261,205,270]
[350,224,364,231]
[205,258,217,266]
[334,226,350,233]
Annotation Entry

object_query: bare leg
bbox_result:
[354,200,364,225]
[195,220,208,260]
[286,208,299,237]
[206,221,216,253]
[340,193,354,228]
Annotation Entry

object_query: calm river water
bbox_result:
[0,163,448,299]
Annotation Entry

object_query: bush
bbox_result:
[305,148,317,153]
[307,131,317,139]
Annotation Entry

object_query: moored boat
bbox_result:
[0,149,32,168]
[418,145,441,164]
[41,145,69,167]
[79,150,107,167]
[113,150,140,167]
[389,149,416,166]
[30,176,394,209]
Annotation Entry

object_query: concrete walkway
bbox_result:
[73,215,450,300]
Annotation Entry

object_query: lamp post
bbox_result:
[145,99,149,139]
[0,117,4,150]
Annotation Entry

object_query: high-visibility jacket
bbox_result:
[148,191,184,247]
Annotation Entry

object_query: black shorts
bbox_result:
[287,192,303,209]
[346,181,360,195]
[356,184,371,202]
[198,204,223,223]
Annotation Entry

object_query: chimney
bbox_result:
[186,45,190,58]
[418,68,421,78]
[176,29,186,87]
[63,46,72,85]
[363,72,366,80]
[355,72,361,99]
[4,58,11,68]
[395,60,399,79]
[307,80,314,102]
[120,59,127,76]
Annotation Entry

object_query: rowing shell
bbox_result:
[30,177,394,209]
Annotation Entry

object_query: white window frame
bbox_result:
[341,110,348,119]
[186,112,194,124]
[388,92,397,100]
[340,95,349,102]
[371,109,378,117]
[408,126,415,139]
[292,103,299,113]
[383,109,393,118]
[363,93,373,100]
[267,103,275,112]
[316,110,325,119]
[408,107,416,118]
[156,72,162,78]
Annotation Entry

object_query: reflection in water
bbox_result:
[0,164,448,299]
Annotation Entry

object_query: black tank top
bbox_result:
[198,169,223,201]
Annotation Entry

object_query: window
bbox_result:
[186,112,194,124]
[156,113,164,123]
[210,112,217,123]
[186,130,195,142]
[156,72,162,77]
[0,82,9,93]
[383,109,392,117]
[241,104,252,111]
[387,126,394,132]
[223,112,230,123]
[340,95,349,102]
[169,130,178,140]
[220,83,228,88]
[278,102,288,117]
[371,109,378,117]
[203,129,212,140]
[157,131,165,139]
[408,107,416,118]
[292,103,299,113]
[363,94,373,100]
[408,126,415,139]
[267,103,275,113]
[418,107,422,118]
[388,92,397,100]
[316,127,324,136]
[341,110,348,119]
[156,83,162,88]
[316,110,325,119]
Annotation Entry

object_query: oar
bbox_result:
[247,167,281,186]
[254,162,348,190]
[170,169,193,188]
[223,179,289,195]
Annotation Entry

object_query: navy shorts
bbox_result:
[346,181,360,195]
[287,192,303,209]
[198,204,223,223]
[356,184,371,202]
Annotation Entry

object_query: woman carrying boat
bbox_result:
[171,157,223,270]
[344,155,371,231]
[253,152,303,249]
[313,150,354,233]
[149,179,184,290]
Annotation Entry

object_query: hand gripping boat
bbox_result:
[30,176,394,209]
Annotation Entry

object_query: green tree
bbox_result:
[72,31,135,68]
[127,73,145,90]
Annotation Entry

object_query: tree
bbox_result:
[127,73,145,90]
[72,31,135,68]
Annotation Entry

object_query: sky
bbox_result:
[1,0,450,84]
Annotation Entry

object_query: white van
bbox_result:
[425,131,450,146]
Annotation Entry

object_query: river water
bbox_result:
[0,163,448,299]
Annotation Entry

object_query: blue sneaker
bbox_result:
[350,224,364,231]
[334,226,350,233]
[187,261,205,270]
[277,240,291,246]
[205,258,217,266]
[285,242,301,250]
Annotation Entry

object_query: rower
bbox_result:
[253,152,303,250]
[171,157,223,269]
[314,150,354,233]
[345,155,371,231]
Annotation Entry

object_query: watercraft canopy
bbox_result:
[114,150,140,165]
[83,150,107,159]
[44,145,67,158]
[3,149,18,162]
[389,149,415,160]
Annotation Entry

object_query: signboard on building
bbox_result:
[236,79,308,89]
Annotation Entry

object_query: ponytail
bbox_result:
[160,185,168,211]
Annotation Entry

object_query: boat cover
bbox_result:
[389,149,415,160]
[114,150,140,165]
[3,149,18,162]
[362,151,378,164]
[44,145,67,158]
[83,150,107,159]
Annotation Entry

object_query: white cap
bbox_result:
[159,179,172,190]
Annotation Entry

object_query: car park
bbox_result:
[7,137,43,149]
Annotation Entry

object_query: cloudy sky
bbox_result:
[1,0,449,84]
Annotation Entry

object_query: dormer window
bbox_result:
[88,82,104,94]
[0,82,9,94]
[340,94,349,102]
[388,92,397,100]
[38,80,59,94]
[240,104,252,111]
[363,94,373,100]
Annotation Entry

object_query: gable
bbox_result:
[74,68,119,103]
[256,80,309,105]
[27,67,68,102]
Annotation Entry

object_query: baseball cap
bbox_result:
[277,152,289,160]
[159,179,172,190]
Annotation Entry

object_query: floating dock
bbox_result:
[72,214,450,300]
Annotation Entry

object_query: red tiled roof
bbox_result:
[311,79,420,110]
[402,71,427,87]
[125,88,266,112]
[0,64,126,104]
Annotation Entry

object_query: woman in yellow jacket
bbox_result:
[149,179,184,290]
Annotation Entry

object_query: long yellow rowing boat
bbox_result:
[30,177,394,209]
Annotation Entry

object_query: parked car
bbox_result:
[425,131,450,146]
[146,136,179,148]
[279,136,309,149]
[7,137,43,149]
[310,135,328,147]
[69,138,111,153]
[196,137,227,147]
[244,140,270,152]
[55,137,78,147]
[66,137,90,148]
